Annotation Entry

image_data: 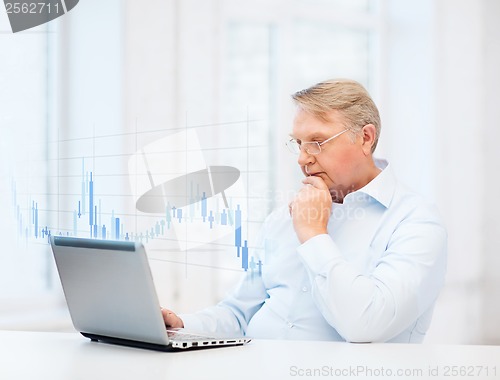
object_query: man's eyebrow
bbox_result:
[289,133,302,142]
[308,133,327,140]
[289,133,327,141]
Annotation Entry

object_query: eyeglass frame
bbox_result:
[286,128,351,155]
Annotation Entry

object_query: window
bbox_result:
[0,9,61,325]
[0,0,380,328]
[220,0,381,199]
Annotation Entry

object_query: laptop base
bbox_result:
[82,332,177,352]
[81,332,246,352]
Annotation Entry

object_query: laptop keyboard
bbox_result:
[166,328,249,349]
[166,329,214,342]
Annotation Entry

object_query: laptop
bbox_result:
[50,236,251,351]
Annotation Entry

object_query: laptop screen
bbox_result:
[51,236,170,346]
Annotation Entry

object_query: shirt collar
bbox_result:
[344,161,397,208]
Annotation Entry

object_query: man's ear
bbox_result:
[361,124,376,156]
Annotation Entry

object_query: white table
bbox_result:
[0,330,499,379]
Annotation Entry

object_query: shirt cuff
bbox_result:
[177,313,207,333]
[297,234,343,275]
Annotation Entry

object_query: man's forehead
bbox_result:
[292,109,345,137]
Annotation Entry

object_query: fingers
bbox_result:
[289,175,332,243]
[302,175,328,190]
[290,176,329,216]
[161,308,184,328]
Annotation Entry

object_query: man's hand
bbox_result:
[161,308,184,328]
[289,176,332,243]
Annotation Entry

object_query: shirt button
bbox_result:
[302,286,308,292]
[287,322,294,328]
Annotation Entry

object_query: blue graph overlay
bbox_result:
[11,130,265,279]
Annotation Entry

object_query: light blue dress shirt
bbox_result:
[180,164,447,343]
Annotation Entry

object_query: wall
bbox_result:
[383,0,500,344]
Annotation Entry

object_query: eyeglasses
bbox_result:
[286,128,350,155]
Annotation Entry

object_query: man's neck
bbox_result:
[331,159,382,203]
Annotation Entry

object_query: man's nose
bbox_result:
[297,147,314,167]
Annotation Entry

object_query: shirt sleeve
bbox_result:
[178,210,275,336]
[297,208,447,343]
[179,272,268,336]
